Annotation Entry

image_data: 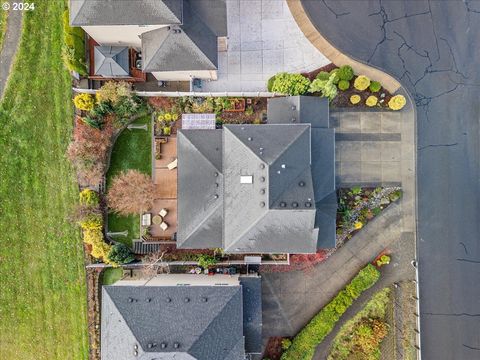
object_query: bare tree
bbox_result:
[107,170,156,216]
[140,251,169,278]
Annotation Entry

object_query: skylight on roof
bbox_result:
[240,175,253,184]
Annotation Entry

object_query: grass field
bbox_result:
[106,115,152,247]
[0,2,89,359]
[101,268,123,285]
[0,10,7,50]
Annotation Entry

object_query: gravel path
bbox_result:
[0,10,22,98]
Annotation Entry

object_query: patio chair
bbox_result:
[160,221,169,231]
[159,208,168,217]
[167,158,177,170]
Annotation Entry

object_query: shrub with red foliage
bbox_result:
[67,117,115,185]
[261,249,330,273]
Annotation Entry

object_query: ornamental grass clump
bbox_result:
[366,95,378,107]
[73,93,95,111]
[388,94,407,110]
[354,75,371,91]
[271,72,311,95]
[281,264,381,360]
[308,73,338,101]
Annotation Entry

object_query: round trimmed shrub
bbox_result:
[350,94,361,104]
[316,71,331,81]
[354,75,371,91]
[369,81,381,92]
[329,68,340,84]
[388,95,407,110]
[338,80,350,91]
[107,243,135,265]
[271,72,311,95]
[73,93,95,111]
[337,65,354,81]
[366,95,378,107]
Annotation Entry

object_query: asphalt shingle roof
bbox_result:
[70,0,183,26]
[94,46,129,77]
[101,285,245,360]
[267,96,330,128]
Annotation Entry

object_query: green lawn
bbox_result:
[0,10,7,50]
[106,115,152,246]
[0,2,89,359]
[101,268,123,285]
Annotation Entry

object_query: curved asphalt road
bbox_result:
[300,1,480,359]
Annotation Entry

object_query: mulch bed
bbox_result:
[260,249,331,273]
[86,268,102,360]
[303,63,395,109]
[264,337,288,360]
[219,97,267,124]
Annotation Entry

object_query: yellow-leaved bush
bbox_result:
[83,228,113,263]
[73,93,95,111]
[354,75,371,91]
[350,95,361,104]
[366,96,378,107]
[388,95,407,110]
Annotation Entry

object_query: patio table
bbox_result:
[152,215,162,225]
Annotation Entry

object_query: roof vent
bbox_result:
[299,181,305,187]
[281,164,286,169]
[241,126,245,130]
[277,170,281,174]
[260,201,265,208]
[215,182,219,187]
[134,345,138,350]
[248,137,253,141]
[133,351,138,356]
[260,176,265,182]
[161,343,167,349]
[291,117,297,123]
[292,202,299,208]
[260,188,265,194]
[305,202,312,208]
[166,297,172,303]
[291,105,296,110]
[260,163,265,169]
[146,298,151,302]
[184,297,190,303]
[128,298,134,303]
[280,202,287,208]
[147,343,153,349]
[214,172,219,177]
[214,194,219,199]
[201,297,208,302]
[174,342,180,349]
[247,317,252,321]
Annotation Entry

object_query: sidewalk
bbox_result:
[0,10,22,98]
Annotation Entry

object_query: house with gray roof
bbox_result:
[177,96,336,254]
[101,274,261,360]
[70,0,226,81]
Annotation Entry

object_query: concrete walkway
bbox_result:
[262,202,413,337]
[0,10,22,98]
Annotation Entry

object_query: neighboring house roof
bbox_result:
[239,277,263,354]
[267,96,330,128]
[94,46,129,77]
[141,2,217,72]
[101,284,245,360]
[188,0,227,36]
[70,0,183,26]
[177,122,336,253]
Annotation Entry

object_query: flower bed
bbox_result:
[327,288,391,360]
[260,249,331,273]
[281,264,381,360]
[337,187,402,244]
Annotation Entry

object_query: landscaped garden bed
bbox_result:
[337,187,402,245]
[268,65,407,111]
[149,95,267,129]
[327,287,392,360]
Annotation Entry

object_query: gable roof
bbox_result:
[141,2,217,72]
[70,0,183,26]
[177,130,223,249]
[94,46,129,77]
[101,285,245,360]
[267,96,330,128]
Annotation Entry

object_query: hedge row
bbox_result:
[280,264,381,360]
[62,9,87,75]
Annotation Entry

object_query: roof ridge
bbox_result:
[181,131,222,172]
[268,124,311,165]
[71,0,88,25]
